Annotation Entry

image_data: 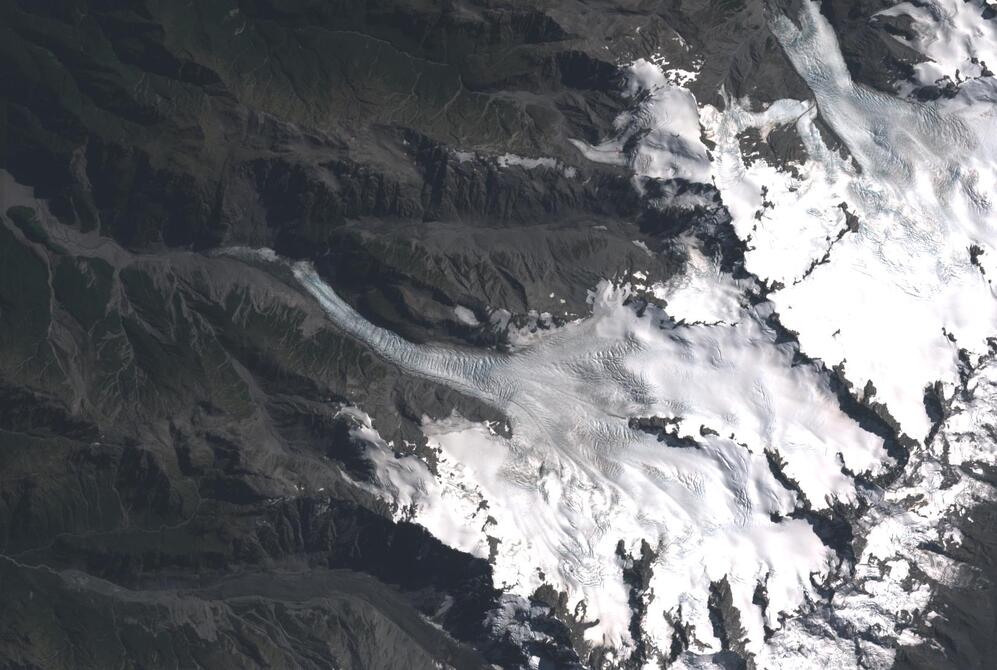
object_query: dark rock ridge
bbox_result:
[0,188,522,667]
[1,0,990,668]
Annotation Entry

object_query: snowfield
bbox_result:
[704,0,997,442]
[297,260,886,659]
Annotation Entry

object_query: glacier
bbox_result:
[291,258,887,659]
[226,0,997,666]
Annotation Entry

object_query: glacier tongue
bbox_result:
[292,259,886,658]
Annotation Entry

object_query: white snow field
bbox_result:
[577,0,997,442]
[294,260,887,659]
[703,0,997,440]
[877,0,997,92]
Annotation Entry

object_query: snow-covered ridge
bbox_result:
[758,354,997,669]
[452,149,579,178]
[877,0,997,93]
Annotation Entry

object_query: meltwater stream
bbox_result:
[292,261,887,656]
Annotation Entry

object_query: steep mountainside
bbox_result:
[2,0,996,668]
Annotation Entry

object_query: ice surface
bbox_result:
[292,260,886,656]
[700,99,850,286]
[650,243,747,325]
[580,1,997,441]
[877,0,997,91]
[704,0,997,439]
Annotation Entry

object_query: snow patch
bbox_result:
[570,59,711,184]
[650,243,747,325]
[453,305,480,326]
